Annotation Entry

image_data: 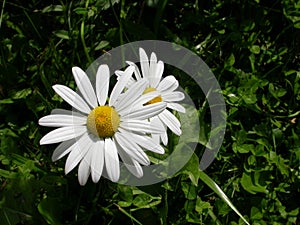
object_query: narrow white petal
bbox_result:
[118,91,161,116]
[126,61,142,80]
[72,67,97,108]
[78,146,93,185]
[134,91,161,106]
[159,110,182,135]
[118,149,143,178]
[109,66,135,106]
[39,114,86,127]
[139,48,150,78]
[131,132,165,154]
[157,75,179,93]
[40,126,87,145]
[152,134,160,144]
[161,130,168,145]
[122,102,166,120]
[149,53,157,87]
[162,91,185,102]
[91,140,104,183]
[65,133,92,174]
[104,138,120,182]
[152,60,164,88]
[120,119,164,134]
[167,103,186,113]
[51,108,86,117]
[150,117,169,146]
[96,64,110,106]
[52,85,91,114]
[52,139,76,161]
[114,132,150,166]
[115,79,148,112]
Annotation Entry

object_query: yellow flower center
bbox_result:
[143,87,162,105]
[86,106,120,138]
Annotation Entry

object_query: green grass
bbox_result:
[1,0,300,224]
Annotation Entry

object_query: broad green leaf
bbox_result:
[240,172,268,194]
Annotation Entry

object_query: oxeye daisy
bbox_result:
[39,65,166,185]
[121,47,186,145]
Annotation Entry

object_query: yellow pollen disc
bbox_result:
[143,87,162,105]
[86,106,120,138]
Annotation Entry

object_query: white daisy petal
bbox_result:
[162,91,185,102]
[39,114,86,127]
[96,64,110,106]
[52,139,76,161]
[78,146,93,185]
[65,132,91,174]
[91,139,104,183]
[122,102,166,120]
[152,60,164,88]
[109,66,135,106]
[157,75,179,93]
[40,126,87,145]
[126,61,142,80]
[52,85,91,114]
[167,103,186,113]
[115,132,150,166]
[104,138,120,182]
[149,53,157,86]
[120,119,164,134]
[131,132,165,154]
[118,91,161,116]
[118,148,143,178]
[152,134,160,144]
[159,110,182,135]
[150,117,169,146]
[161,130,168,145]
[115,79,148,112]
[72,67,97,108]
[139,48,150,78]
[50,108,86,117]
[134,91,161,106]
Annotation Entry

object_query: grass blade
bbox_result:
[199,170,250,225]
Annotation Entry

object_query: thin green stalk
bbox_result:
[114,203,143,225]
[23,9,42,40]
[0,0,6,31]
[80,0,92,65]
[119,0,126,67]
[154,0,168,35]
[199,170,250,225]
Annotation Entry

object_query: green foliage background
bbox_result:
[1,0,300,224]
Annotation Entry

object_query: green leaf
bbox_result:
[250,207,263,220]
[240,172,268,194]
[53,30,70,40]
[181,182,197,200]
[38,197,62,225]
[41,5,63,13]
[225,53,235,68]
[179,153,200,186]
[12,88,32,99]
[233,143,254,154]
[195,197,211,213]
[94,40,110,50]
[250,45,260,54]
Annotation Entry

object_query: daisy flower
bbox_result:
[39,65,166,185]
[123,48,186,145]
